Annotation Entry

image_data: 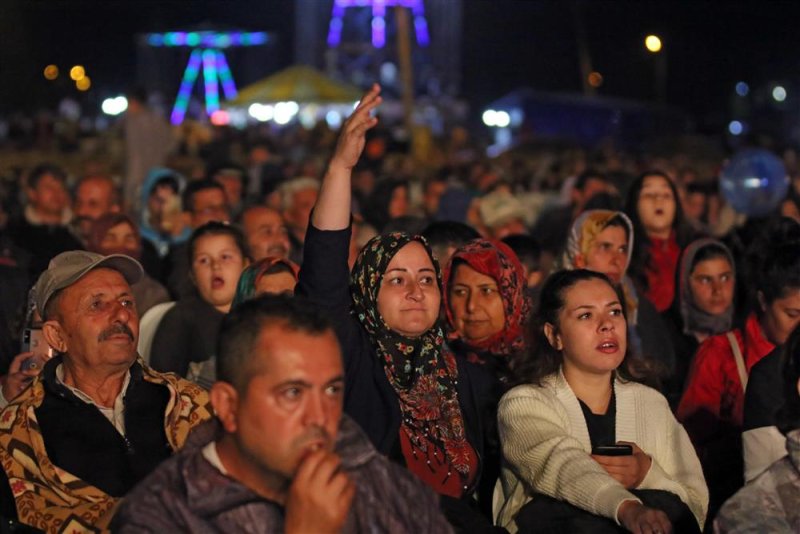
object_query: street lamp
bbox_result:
[644,34,666,102]
[644,35,662,53]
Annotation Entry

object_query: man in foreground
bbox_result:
[113,295,452,533]
[0,251,212,532]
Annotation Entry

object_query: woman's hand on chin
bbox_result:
[591,442,652,489]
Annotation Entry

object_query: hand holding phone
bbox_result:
[591,444,633,456]
[2,352,42,403]
[20,328,54,365]
[591,442,651,489]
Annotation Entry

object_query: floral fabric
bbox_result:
[0,360,212,533]
[350,232,472,486]
[443,239,531,362]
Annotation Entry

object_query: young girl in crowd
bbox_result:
[494,269,707,534]
[150,222,249,387]
[625,172,696,313]
[231,256,298,306]
[716,324,800,532]
[677,242,800,523]
[664,238,736,403]
[297,85,498,531]
[560,210,675,384]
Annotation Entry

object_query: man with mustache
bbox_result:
[0,251,213,532]
[112,295,452,533]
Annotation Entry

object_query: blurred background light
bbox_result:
[70,65,86,81]
[43,65,59,80]
[735,81,749,97]
[645,34,662,53]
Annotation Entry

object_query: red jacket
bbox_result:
[644,233,681,312]
[677,313,774,447]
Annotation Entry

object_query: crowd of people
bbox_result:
[0,83,799,533]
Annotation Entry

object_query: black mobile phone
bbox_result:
[592,445,633,456]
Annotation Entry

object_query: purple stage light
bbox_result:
[327,0,430,49]
[170,49,203,125]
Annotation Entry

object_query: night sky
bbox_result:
[3,0,800,132]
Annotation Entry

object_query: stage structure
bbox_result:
[294,0,462,99]
[326,0,430,49]
[143,30,270,124]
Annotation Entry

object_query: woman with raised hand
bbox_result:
[296,84,497,531]
[495,269,707,534]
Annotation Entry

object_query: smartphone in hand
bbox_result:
[20,328,54,371]
[591,445,633,456]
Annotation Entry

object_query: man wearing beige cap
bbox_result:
[0,251,212,533]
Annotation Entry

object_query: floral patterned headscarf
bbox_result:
[350,232,472,483]
[443,239,531,362]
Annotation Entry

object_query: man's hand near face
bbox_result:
[284,449,355,534]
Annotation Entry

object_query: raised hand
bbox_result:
[330,84,382,172]
[284,449,355,534]
[591,441,652,489]
[314,84,382,230]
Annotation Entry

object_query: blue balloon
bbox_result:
[720,149,789,217]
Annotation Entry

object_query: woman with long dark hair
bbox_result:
[495,269,707,533]
[624,172,696,313]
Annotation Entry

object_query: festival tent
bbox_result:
[228,65,362,105]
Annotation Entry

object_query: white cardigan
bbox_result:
[494,371,708,532]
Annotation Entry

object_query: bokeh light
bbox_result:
[735,82,749,97]
[76,76,91,91]
[772,85,787,102]
[645,35,662,53]
[588,71,603,88]
[70,65,86,81]
[728,120,743,135]
[101,96,128,116]
[43,65,59,80]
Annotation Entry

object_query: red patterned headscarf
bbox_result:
[443,239,531,362]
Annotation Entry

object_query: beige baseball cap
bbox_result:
[34,251,144,317]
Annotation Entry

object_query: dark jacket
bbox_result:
[8,216,83,280]
[297,223,500,530]
[149,294,224,378]
[111,416,453,533]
